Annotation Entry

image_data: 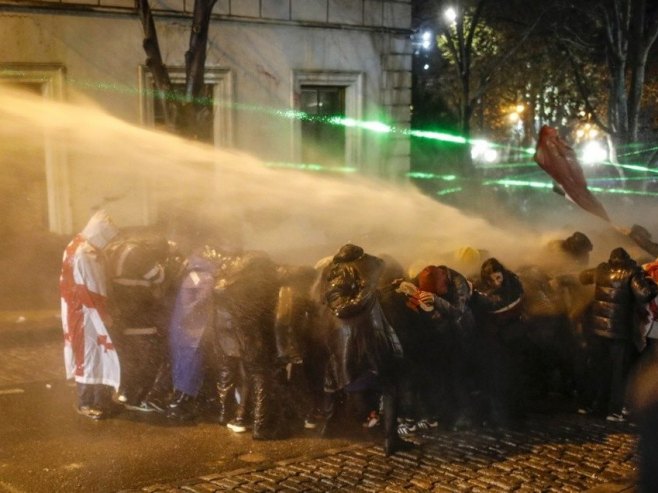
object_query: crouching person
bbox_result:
[320,244,406,456]
[106,231,171,412]
[166,245,219,420]
[217,251,282,439]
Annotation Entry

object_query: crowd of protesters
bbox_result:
[59,211,658,458]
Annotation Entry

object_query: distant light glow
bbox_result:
[422,31,433,49]
[423,64,430,70]
[471,140,499,163]
[581,141,607,165]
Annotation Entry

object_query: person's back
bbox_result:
[580,247,658,421]
[583,247,655,340]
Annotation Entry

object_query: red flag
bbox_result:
[534,125,610,222]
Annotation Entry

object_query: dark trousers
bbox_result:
[116,333,163,404]
[592,336,630,415]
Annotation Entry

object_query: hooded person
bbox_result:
[60,209,121,419]
[165,244,221,421]
[320,243,406,456]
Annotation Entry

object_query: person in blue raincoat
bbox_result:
[166,245,219,420]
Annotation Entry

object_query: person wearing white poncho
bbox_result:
[60,210,121,419]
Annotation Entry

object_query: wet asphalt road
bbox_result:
[0,379,360,493]
[0,317,357,492]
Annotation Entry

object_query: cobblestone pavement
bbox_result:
[122,411,638,493]
[0,313,639,493]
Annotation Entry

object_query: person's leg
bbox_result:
[381,379,414,456]
[143,359,173,412]
[94,384,119,416]
[76,383,94,408]
[607,339,629,419]
[251,369,277,440]
[217,356,238,425]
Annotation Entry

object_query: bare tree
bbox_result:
[422,0,544,173]
[137,0,218,140]
[557,0,658,148]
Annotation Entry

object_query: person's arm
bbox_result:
[629,224,658,258]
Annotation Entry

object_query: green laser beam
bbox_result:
[264,161,357,173]
[5,71,658,174]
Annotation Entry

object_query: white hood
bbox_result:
[81,210,119,249]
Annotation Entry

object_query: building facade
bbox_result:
[0,0,412,234]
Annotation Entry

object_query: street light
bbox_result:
[421,31,433,50]
[508,104,524,128]
[444,7,457,24]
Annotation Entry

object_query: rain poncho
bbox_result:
[168,252,217,397]
[60,210,121,389]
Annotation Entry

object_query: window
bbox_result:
[293,71,363,170]
[300,86,346,167]
[139,66,233,147]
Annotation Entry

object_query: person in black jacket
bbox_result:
[105,231,171,413]
[214,250,281,439]
[319,243,405,455]
[580,247,658,421]
[380,263,475,431]
[470,258,526,427]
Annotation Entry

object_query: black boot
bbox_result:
[318,391,338,437]
[252,373,277,440]
[143,361,173,413]
[382,387,414,456]
[217,361,237,425]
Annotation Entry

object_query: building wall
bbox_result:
[0,0,411,232]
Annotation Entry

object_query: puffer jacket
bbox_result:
[580,248,658,339]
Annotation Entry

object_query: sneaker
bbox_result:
[227,418,248,433]
[606,413,626,423]
[362,410,380,428]
[75,405,104,420]
[304,410,325,430]
[415,418,438,431]
[144,396,167,413]
[124,401,155,413]
[397,419,417,436]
